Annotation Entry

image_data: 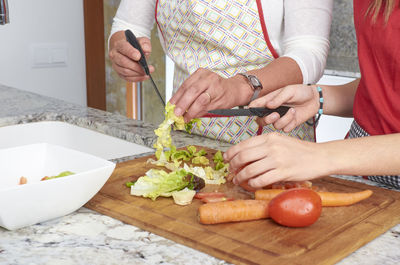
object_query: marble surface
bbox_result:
[0,84,399,265]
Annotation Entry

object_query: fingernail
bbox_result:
[233,178,237,185]
[175,107,184,116]
[223,153,227,160]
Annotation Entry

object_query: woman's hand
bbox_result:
[249,84,320,132]
[223,133,329,188]
[169,68,253,122]
[109,31,154,82]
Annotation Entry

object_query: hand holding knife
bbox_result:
[124,29,166,107]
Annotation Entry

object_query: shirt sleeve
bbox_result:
[109,0,156,47]
[281,0,333,84]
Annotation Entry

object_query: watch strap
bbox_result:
[238,73,262,105]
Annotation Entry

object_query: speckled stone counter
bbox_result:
[0,84,399,265]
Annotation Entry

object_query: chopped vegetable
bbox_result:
[41,171,74,181]
[201,196,234,203]
[213,150,223,163]
[183,164,227,185]
[125,181,136,188]
[19,176,27,185]
[153,102,201,161]
[198,200,269,224]
[172,188,196,205]
[191,156,209,165]
[130,169,204,200]
[194,192,227,199]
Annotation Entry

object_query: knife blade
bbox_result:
[208,106,290,117]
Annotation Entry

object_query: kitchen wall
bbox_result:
[0,0,86,106]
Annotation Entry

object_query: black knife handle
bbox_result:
[125,29,150,75]
[250,106,290,117]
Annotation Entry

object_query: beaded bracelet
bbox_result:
[306,84,323,126]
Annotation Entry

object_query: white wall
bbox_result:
[0,0,86,106]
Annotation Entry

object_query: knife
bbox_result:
[208,106,290,117]
[125,29,166,107]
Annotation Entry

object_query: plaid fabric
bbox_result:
[348,120,400,189]
[156,0,315,144]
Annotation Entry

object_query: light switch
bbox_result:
[51,48,67,64]
[30,43,68,68]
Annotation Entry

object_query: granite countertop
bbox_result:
[0,84,399,265]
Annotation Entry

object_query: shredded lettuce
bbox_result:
[130,169,190,200]
[153,102,201,161]
[191,156,209,165]
[183,163,228,185]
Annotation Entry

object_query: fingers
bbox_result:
[170,68,219,118]
[183,92,212,121]
[248,89,280,108]
[232,156,274,185]
[109,36,154,82]
[247,170,284,188]
[224,134,269,162]
[272,108,296,131]
[138,37,152,56]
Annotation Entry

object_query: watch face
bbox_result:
[249,75,262,88]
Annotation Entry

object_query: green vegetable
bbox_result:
[42,171,74,181]
[125,181,136,188]
[153,103,201,161]
[130,169,204,200]
[172,188,196,205]
[192,156,209,165]
[213,150,224,163]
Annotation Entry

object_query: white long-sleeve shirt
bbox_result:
[110,0,333,84]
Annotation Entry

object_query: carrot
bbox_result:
[198,200,269,224]
[318,190,373,206]
[254,189,286,201]
[19,176,27,185]
[255,189,373,207]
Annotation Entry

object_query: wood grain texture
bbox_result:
[85,146,400,265]
[83,0,106,110]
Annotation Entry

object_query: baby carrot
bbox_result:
[198,200,269,224]
[255,189,373,207]
[318,190,373,206]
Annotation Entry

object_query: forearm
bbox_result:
[319,133,400,176]
[320,79,359,117]
[232,57,303,107]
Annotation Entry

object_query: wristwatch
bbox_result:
[238,72,263,105]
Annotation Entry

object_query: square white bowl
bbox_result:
[0,143,116,230]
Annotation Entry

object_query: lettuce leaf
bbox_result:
[130,169,189,200]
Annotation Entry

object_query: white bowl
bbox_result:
[0,143,116,230]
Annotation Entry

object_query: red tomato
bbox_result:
[201,197,234,203]
[268,188,322,227]
[194,192,226,199]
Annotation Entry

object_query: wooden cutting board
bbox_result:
[85,146,400,265]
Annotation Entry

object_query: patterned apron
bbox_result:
[347,120,400,189]
[155,0,315,144]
